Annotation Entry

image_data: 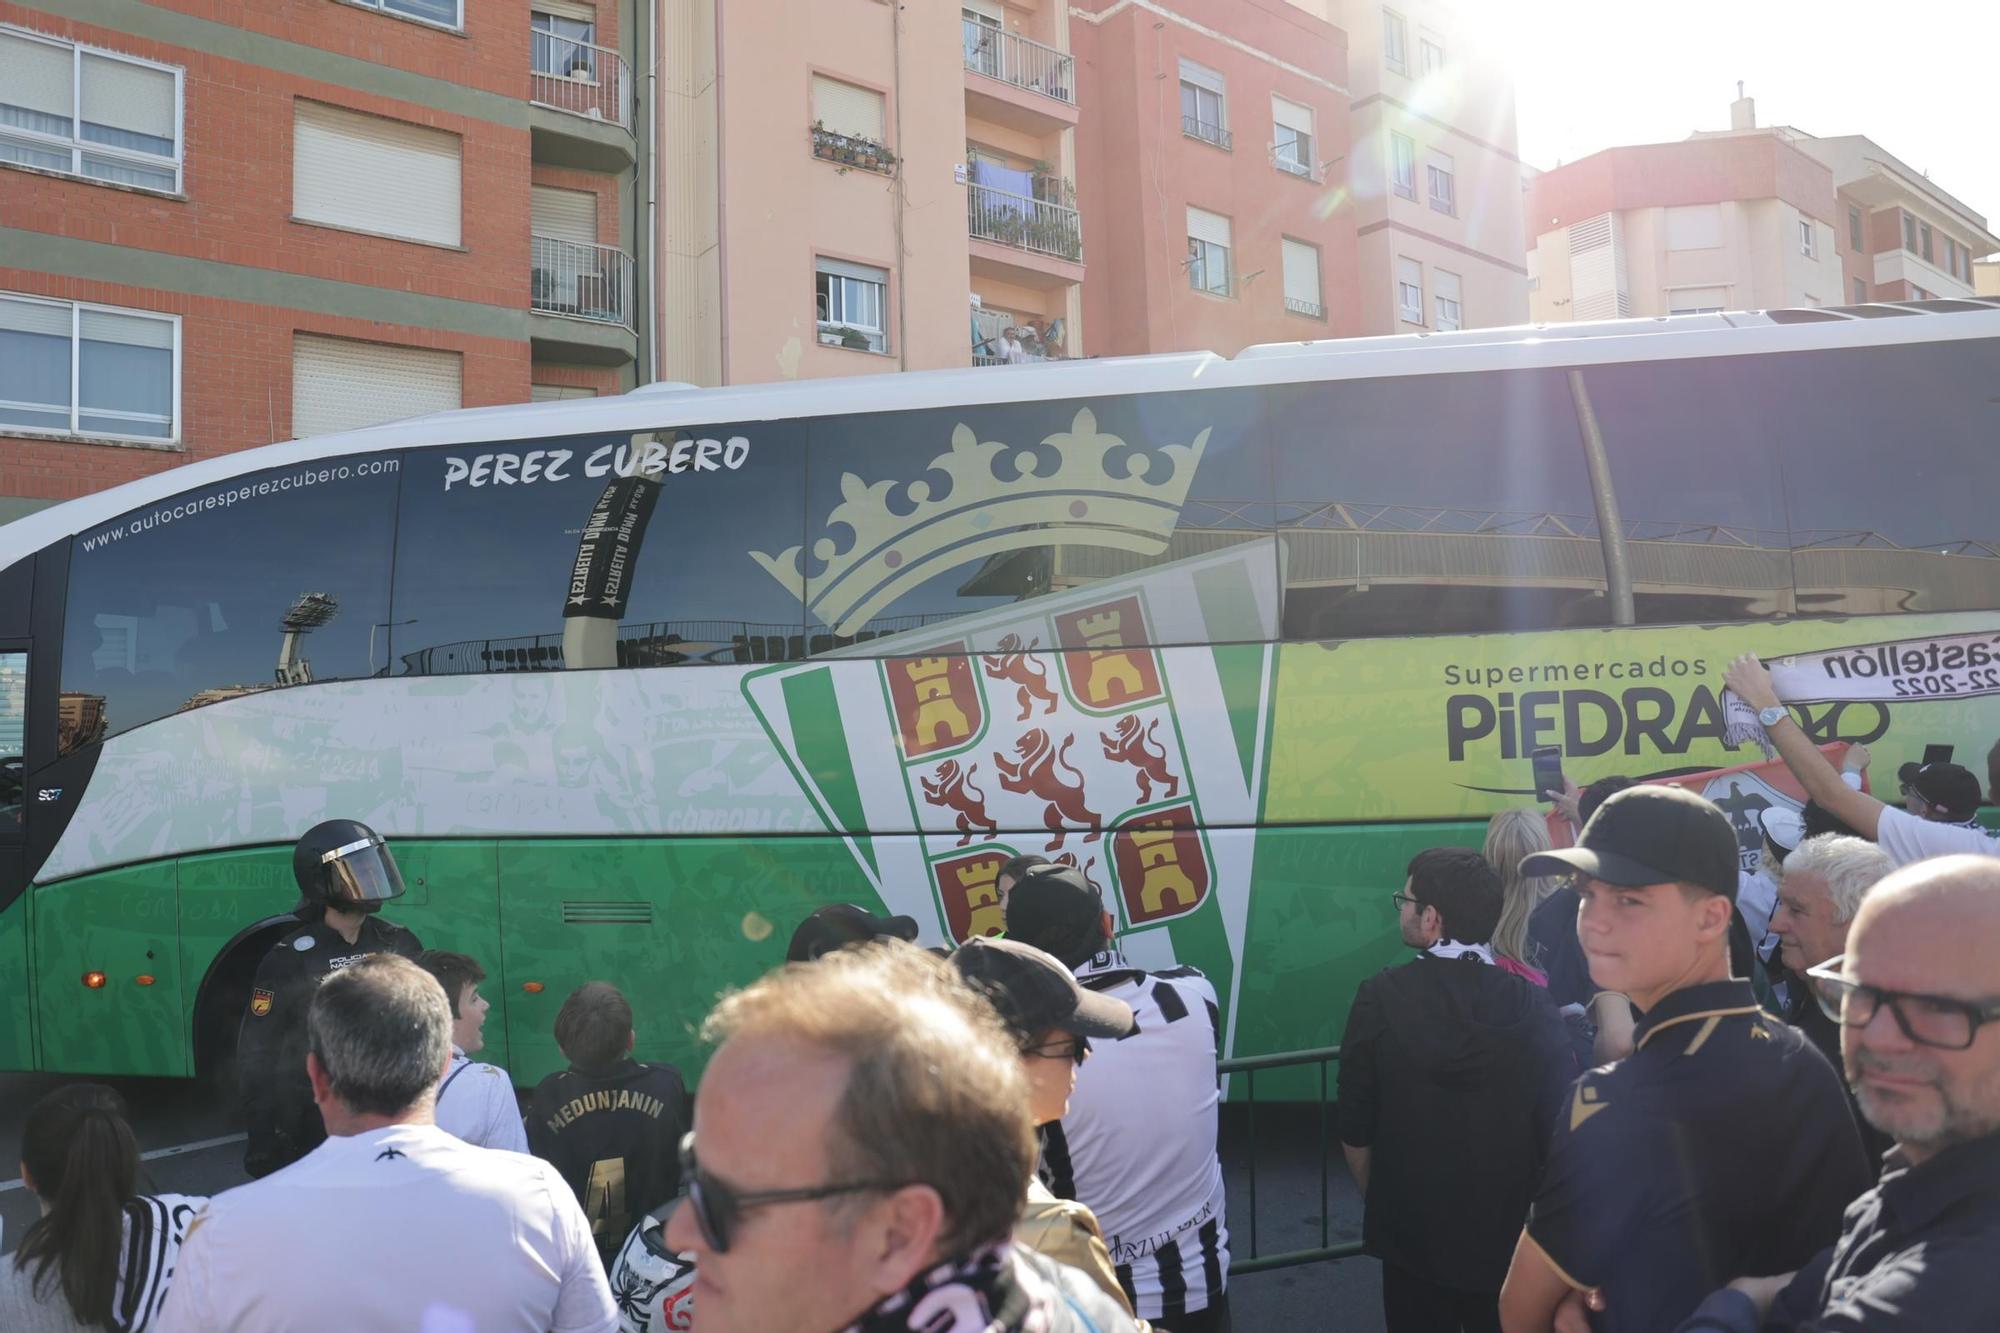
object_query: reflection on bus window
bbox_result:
[391,426,808,674]
[59,461,401,751]
[799,391,1278,653]
[0,651,24,837]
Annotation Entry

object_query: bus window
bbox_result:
[1767,337,2000,616]
[1573,357,1794,624]
[800,390,1278,653]
[0,651,23,836]
[60,460,400,751]
[390,423,808,673]
[1268,368,1607,640]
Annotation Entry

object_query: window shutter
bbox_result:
[1281,239,1319,304]
[811,76,884,142]
[1434,269,1461,305]
[79,308,173,349]
[531,383,597,402]
[817,257,888,285]
[1,32,73,119]
[293,334,461,439]
[0,294,73,338]
[1271,96,1313,136]
[531,185,598,244]
[531,0,598,21]
[1179,58,1224,94]
[293,102,462,247]
[80,53,176,143]
[1187,206,1231,248]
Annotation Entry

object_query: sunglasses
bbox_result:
[678,1132,905,1254]
[1023,1034,1093,1065]
[1805,957,2000,1052]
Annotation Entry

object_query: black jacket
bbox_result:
[527,1058,690,1267]
[237,913,423,1177]
[1336,953,1574,1293]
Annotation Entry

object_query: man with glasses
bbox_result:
[1338,847,1573,1332]
[1674,854,2000,1330]
[661,941,1142,1333]
[1497,786,1871,1333]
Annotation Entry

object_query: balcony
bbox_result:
[1284,296,1326,320]
[962,20,1079,133]
[532,236,632,327]
[529,31,633,171]
[969,183,1081,260]
[1183,116,1232,151]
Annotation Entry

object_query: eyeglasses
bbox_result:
[1023,1034,1092,1065]
[1805,958,2000,1052]
[1390,892,1421,912]
[677,1132,906,1254]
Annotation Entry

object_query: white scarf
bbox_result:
[1425,939,1495,965]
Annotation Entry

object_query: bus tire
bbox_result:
[190,919,294,1103]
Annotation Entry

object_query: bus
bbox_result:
[4,300,1999,1087]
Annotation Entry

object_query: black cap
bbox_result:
[951,937,1136,1042]
[1895,761,1982,822]
[1002,864,1111,970]
[786,903,920,963]
[1521,784,1740,901]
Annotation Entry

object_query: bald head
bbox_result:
[1843,855,2000,1164]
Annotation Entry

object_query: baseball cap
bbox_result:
[1895,761,1982,822]
[785,903,920,963]
[951,937,1136,1042]
[1521,784,1740,901]
[1758,806,1805,861]
[1002,864,1111,969]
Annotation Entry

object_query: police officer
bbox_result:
[238,818,423,1178]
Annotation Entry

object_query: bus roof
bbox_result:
[8,298,2000,564]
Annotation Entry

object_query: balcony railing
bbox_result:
[1284,296,1326,319]
[531,235,634,329]
[962,20,1075,105]
[530,32,630,130]
[968,182,1082,263]
[1183,115,1233,150]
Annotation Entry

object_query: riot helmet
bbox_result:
[293,819,406,916]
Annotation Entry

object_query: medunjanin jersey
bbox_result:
[1040,963,1229,1320]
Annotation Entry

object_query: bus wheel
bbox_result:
[191,924,290,1105]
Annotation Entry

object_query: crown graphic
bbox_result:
[752,408,1210,635]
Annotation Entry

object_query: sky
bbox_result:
[1478,0,1999,227]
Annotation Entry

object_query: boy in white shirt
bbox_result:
[417,950,529,1154]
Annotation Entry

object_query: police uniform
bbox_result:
[526,1058,691,1267]
[1522,979,1872,1333]
[237,913,423,1177]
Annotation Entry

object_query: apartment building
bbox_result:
[1528,92,1998,321]
[1,0,653,520]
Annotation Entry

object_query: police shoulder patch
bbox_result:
[249,988,274,1017]
[292,935,315,952]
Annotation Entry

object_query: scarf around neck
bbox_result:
[838,1241,1067,1333]
[1425,938,1495,965]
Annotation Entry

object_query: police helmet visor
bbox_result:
[322,836,405,904]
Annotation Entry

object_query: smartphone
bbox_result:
[1531,746,1565,803]
[1922,743,1955,767]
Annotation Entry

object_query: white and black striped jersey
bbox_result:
[1040,964,1229,1321]
[117,1193,205,1331]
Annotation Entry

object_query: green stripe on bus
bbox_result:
[781,667,876,879]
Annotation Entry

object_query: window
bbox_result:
[293,102,461,247]
[816,258,889,353]
[60,457,401,750]
[1187,207,1232,295]
[389,421,810,679]
[1281,238,1323,319]
[1920,222,1933,264]
[1389,132,1416,200]
[292,334,461,438]
[1848,206,1863,251]
[811,75,885,144]
[800,390,1276,652]
[1419,36,1444,74]
[1426,151,1455,216]
[1852,277,1867,304]
[1798,219,1815,258]
[1433,269,1462,331]
[1383,9,1408,72]
[1396,256,1423,324]
[1668,287,1726,315]
[531,5,597,79]
[1942,235,1957,278]
[963,5,1003,79]
[0,28,182,193]
[349,0,461,28]
[1271,96,1314,178]
[1903,212,1918,253]
[1179,59,1229,149]
[0,651,22,837]
[0,293,177,441]
[530,384,597,402]
[1664,204,1721,251]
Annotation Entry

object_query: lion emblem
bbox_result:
[1100,716,1179,803]
[919,759,998,847]
[981,634,1059,721]
[994,728,1101,851]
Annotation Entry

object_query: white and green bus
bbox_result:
[3,298,1999,1085]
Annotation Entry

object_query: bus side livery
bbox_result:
[1,304,1997,1085]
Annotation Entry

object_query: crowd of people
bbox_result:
[4,649,1999,1331]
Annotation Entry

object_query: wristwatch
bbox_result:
[1758,705,1788,729]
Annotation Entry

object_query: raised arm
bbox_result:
[1722,654,1885,839]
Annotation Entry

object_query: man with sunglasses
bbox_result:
[1674,853,2000,1331]
[1498,785,1872,1333]
[1339,847,1573,1332]
[662,941,1143,1333]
